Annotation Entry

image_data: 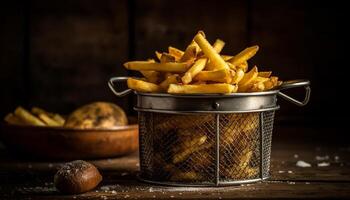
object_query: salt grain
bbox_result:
[305,182,310,184]
[288,181,296,185]
[315,155,329,161]
[48,163,53,168]
[317,162,330,167]
[278,170,285,173]
[296,160,311,167]
[294,154,299,158]
[334,156,340,161]
[288,170,293,174]
[121,172,128,176]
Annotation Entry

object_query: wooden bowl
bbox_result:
[0,123,138,160]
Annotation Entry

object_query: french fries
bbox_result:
[127,78,162,93]
[122,31,282,94]
[212,39,225,53]
[124,61,190,73]
[168,46,184,60]
[227,45,259,66]
[14,107,46,126]
[193,32,229,70]
[182,58,207,84]
[168,83,237,94]
[193,69,232,83]
[4,106,66,127]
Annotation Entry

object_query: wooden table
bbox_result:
[1,126,349,199]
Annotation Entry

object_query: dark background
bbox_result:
[0,0,348,130]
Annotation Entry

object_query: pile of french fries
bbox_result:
[124,31,282,94]
[4,107,65,127]
[148,113,259,181]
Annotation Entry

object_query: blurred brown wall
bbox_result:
[0,0,347,127]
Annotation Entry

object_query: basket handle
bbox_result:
[277,79,311,106]
[108,77,133,97]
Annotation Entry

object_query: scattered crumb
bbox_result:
[315,147,321,151]
[101,195,108,200]
[334,156,340,161]
[152,195,156,198]
[305,182,310,184]
[296,160,311,167]
[136,163,140,167]
[294,154,299,158]
[148,187,154,192]
[288,170,293,174]
[281,161,285,164]
[124,194,130,198]
[170,195,174,198]
[317,162,330,167]
[73,196,77,199]
[179,192,183,195]
[121,172,129,176]
[111,190,117,194]
[48,163,53,168]
[28,164,32,169]
[288,181,296,185]
[278,170,285,173]
[315,155,329,161]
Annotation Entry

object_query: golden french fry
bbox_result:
[194,32,229,70]
[179,45,197,62]
[38,113,61,126]
[52,114,65,125]
[14,107,45,126]
[228,45,259,66]
[168,46,184,61]
[4,113,25,125]
[170,171,203,181]
[155,51,162,61]
[212,39,225,53]
[127,78,161,93]
[168,83,237,94]
[264,76,279,90]
[250,82,265,92]
[237,61,248,72]
[182,58,207,84]
[160,53,175,63]
[140,71,160,83]
[238,66,258,92]
[231,68,245,84]
[159,74,180,90]
[193,69,232,83]
[221,55,233,61]
[258,71,272,78]
[31,107,65,125]
[172,135,207,164]
[254,76,269,83]
[124,61,190,73]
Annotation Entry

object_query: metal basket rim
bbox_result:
[135,90,279,98]
[134,106,280,114]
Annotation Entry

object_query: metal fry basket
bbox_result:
[109,77,311,186]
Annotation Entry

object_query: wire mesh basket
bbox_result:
[109,78,310,186]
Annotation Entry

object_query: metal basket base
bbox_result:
[137,174,269,187]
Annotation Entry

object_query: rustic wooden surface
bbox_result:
[0,126,349,199]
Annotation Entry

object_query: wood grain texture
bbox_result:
[0,127,349,199]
